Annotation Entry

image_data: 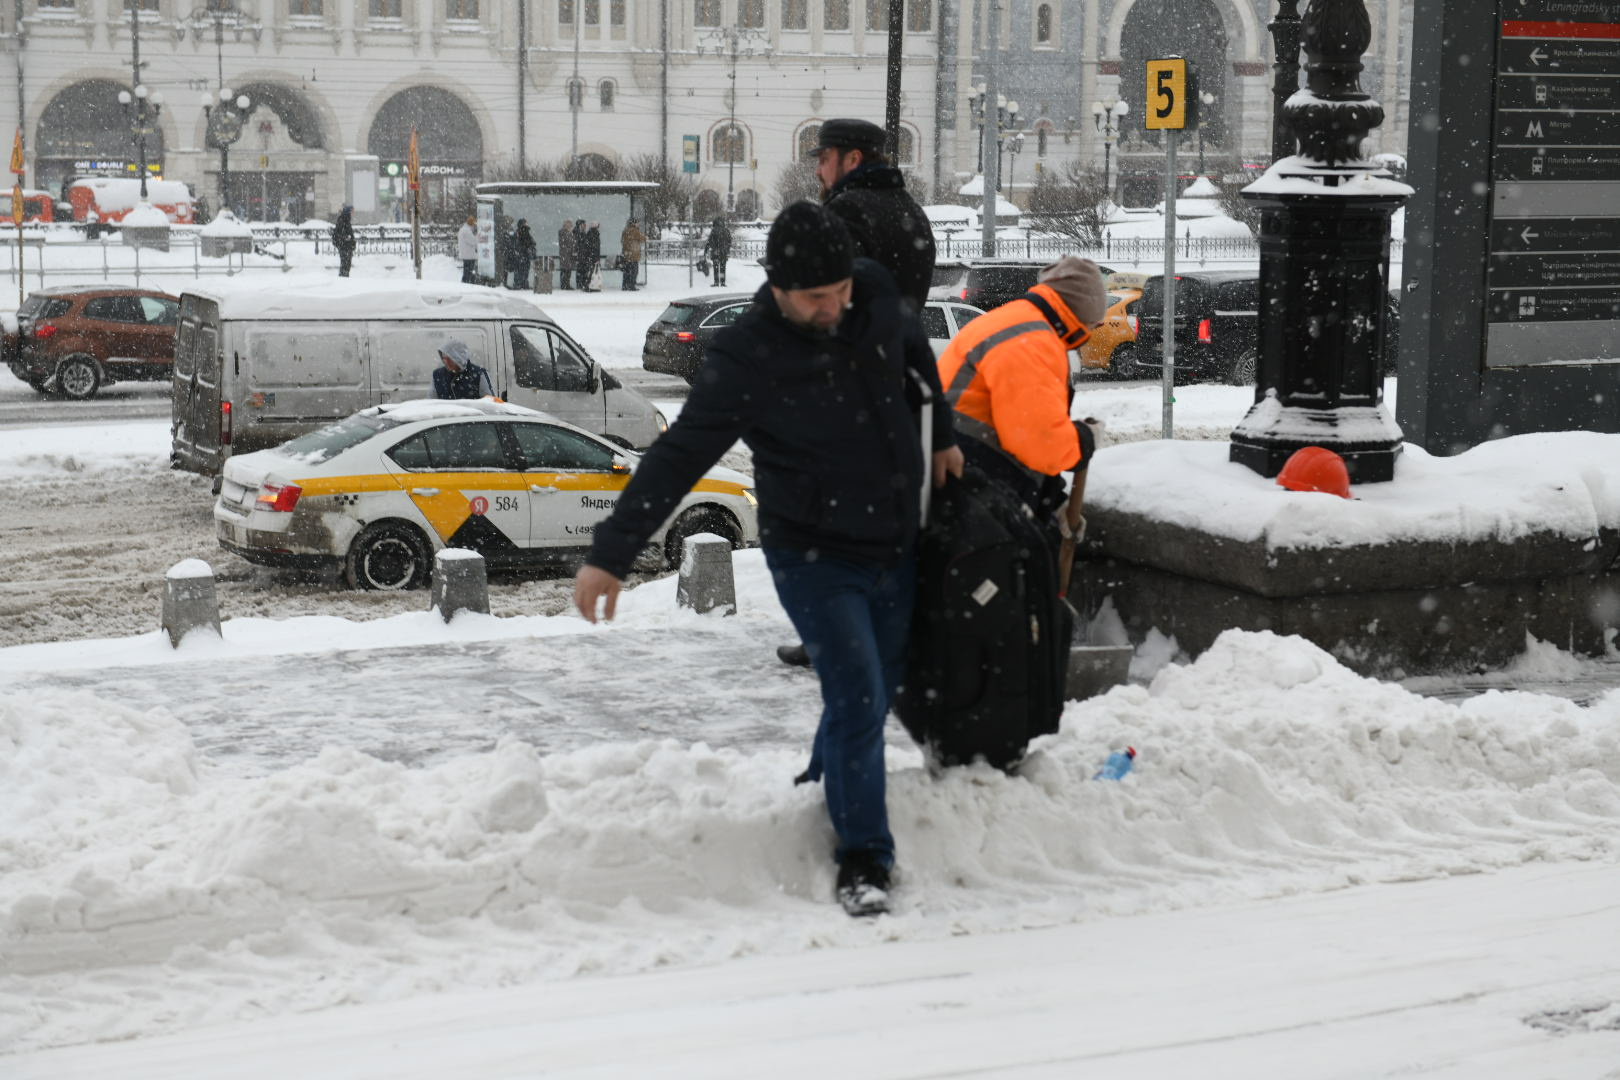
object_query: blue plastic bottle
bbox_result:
[1093,746,1137,781]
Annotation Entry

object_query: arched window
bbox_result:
[782,0,807,30]
[739,0,764,28]
[694,189,722,220]
[712,123,747,164]
[907,0,930,31]
[599,80,616,112]
[824,0,848,31]
[1035,4,1053,44]
[895,127,915,166]
[796,123,822,161]
[566,78,584,110]
[694,0,719,27]
[735,189,759,218]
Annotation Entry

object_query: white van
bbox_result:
[170,279,666,477]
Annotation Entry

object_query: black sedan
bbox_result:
[643,294,984,382]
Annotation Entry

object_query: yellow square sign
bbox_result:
[1145,58,1189,131]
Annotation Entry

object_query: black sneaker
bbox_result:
[836,854,892,918]
[777,642,811,667]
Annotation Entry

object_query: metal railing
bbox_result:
[645,232,1405,268]
[0,222,457,290]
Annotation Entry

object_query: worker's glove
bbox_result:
[1072,417,1102,472]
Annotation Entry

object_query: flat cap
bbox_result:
[815,118,887,159]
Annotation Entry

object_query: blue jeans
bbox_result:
[765,547,916,869]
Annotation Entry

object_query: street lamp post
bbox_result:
[697,25,769,218]
[201,88,253,218]
[1091,98,1129,203]
[968,86,1020,192]
[1003,132,1024,206]
[116,85,164,201]
[1197,91,1217,176]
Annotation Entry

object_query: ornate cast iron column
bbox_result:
[1269,0,1303,163]
[1230,0,1411,484]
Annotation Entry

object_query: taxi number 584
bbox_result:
[492,495,522,513]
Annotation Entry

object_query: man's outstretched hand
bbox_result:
[573,564,623,624]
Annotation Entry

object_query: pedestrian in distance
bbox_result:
[815,118,937,313]
[574,221,594,291]
[778,117,940,669]
[558,219,576,290]
[457,215,478,284]
[581,222,603,292]
[431,339,494,400]
[620,217,645,291]
[331,203,356,278]
[512,218,537,290]
[703,216,731,287]
[572,202,963,919]
[936,255,1108,526]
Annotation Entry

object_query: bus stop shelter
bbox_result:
[475,181,658,290]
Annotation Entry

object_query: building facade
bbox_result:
[0,0,1414,223]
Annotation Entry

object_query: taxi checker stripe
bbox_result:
[944,321,1051,406]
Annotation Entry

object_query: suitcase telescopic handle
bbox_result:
[907,369,934,527]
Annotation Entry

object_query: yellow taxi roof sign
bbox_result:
[1146,58,1190,131]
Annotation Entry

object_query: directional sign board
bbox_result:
[1145,58,1191,131]
[1486,3,1620,367]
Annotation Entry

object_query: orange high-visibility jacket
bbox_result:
[936,283,1086,477]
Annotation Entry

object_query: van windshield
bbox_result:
[274,413,399,466]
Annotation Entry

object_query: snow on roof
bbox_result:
[71,177,192,212]
[1182,177,1222,199]
[924,204,976,224]
[365,398,547,423]
[184,278,556,322]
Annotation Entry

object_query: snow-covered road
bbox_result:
[12,859,1620,1079]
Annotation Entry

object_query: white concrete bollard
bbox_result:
[162,558,222,648]
[432,548,490,622]
[676,533,736,616]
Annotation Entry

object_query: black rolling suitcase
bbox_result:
[895,464,1072,771]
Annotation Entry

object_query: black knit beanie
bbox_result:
[764,202,854,290]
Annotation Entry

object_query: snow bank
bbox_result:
[120,203,171,228]
[3,628,1617,1052]
[1088,431,1620,549]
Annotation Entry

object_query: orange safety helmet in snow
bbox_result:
[1276,446,1352,499]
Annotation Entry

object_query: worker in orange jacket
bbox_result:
[936,255,1108,516]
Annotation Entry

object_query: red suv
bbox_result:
[3,286,180,399]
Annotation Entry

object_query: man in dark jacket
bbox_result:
[816,118,936,313]
[776,117,941,670]
[512,219,537,290]
[331,204,356,277]
[558,220,576,290]
[574,203,963,918]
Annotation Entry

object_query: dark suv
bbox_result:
[4,286,180,399]
[1127,271,1400,384]
[932,258,1117,313]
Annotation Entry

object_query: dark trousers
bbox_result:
[711,257,727,286]
[621,260,639,291]
[513,259,531,290]
[461,259,476,284]
[338,249,353,277]
[765,547,916,869]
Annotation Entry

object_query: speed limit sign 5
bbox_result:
[1146,58,1196,131]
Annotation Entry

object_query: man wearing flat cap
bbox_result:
[814,118,936,314]
[574,202,963,919]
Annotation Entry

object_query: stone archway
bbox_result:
[368,85,485,212]
[220,82,328,222]
[35,79,160,196]
[1118,0,1232,200]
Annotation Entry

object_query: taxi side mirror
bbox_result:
[610,456,631,476]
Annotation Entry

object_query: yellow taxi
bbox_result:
[1078,286,1143,376]
[214,399,758,589]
